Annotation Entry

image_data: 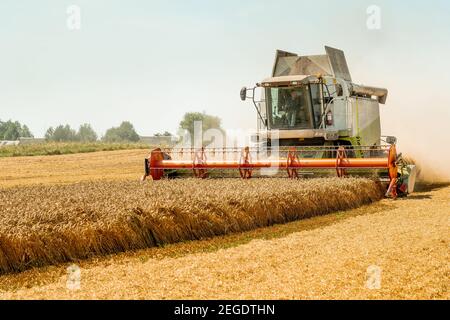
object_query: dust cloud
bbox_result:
[381,93,450,183]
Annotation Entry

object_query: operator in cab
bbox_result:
[284,89,306,127]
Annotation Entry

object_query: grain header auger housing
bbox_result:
[142,46,417,199]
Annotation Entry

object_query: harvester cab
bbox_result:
[241,46,390,151]
[142,46,417,198]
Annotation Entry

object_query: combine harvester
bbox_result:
[142,46,416,199]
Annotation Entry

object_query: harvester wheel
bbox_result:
[385,145,398,199]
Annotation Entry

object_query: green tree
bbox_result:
[45,124,77,142]
[45,127,55,141]
[179,112,225,146]
[179,112,224,145]
[20,125,33,138]
[3,123,20,140]
[77,123,98,142]
[154,131,172,137]
[103,121,140,142]
[0,120,34,140]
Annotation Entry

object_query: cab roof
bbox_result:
[258,75,319,87]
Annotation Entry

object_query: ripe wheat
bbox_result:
[0,178,383,274]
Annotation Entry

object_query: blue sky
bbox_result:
[1,0,449,143]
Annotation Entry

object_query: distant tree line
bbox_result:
[102,121,140,142]
[0,120,33,140]
[1,112,223,144]
[45,124,97,142]
[154,131,172,137]
[45,121,140,143]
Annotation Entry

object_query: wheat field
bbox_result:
[0,149,148,187]
[0,178,383,274]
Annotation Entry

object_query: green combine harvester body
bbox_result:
[143,46,417,198]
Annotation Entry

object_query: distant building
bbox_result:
[0,138,46,147]
[0,140,19,147]
[139,135,178,146]
[18,137,46,145]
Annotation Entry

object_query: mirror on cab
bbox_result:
[386,136,397,145]
[240,87,247,101]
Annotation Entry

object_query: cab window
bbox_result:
[266,86,313,129]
